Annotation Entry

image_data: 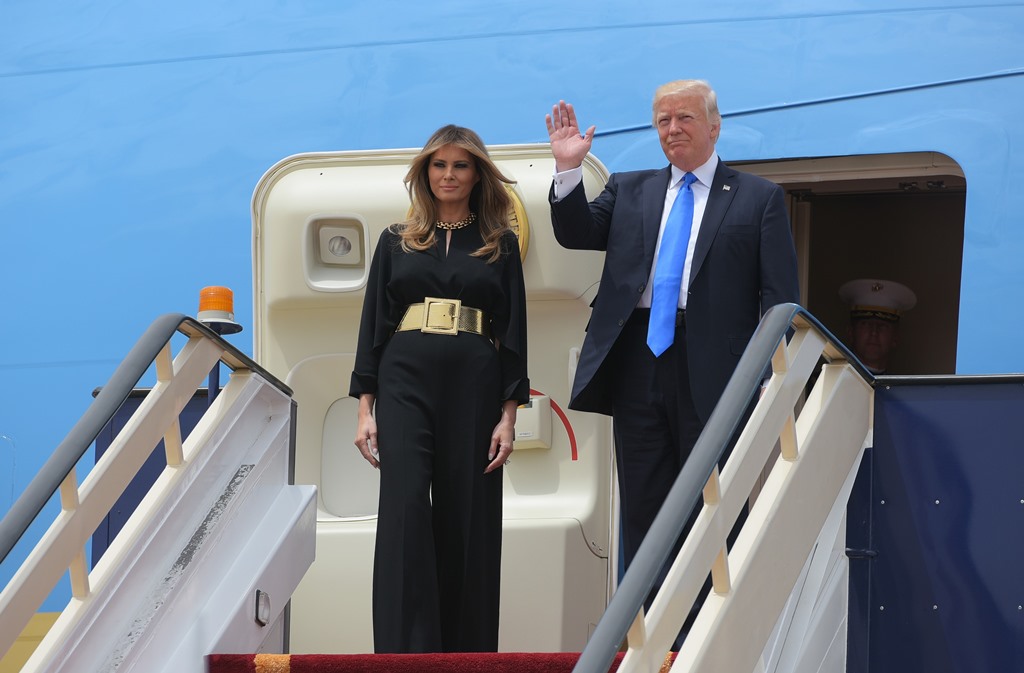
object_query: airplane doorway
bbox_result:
[738,152,965,375]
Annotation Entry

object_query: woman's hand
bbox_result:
[354,394,380,468]
[485,400,519,473]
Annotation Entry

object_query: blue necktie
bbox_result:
[647,172,697,356]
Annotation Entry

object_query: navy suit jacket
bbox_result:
[550,159,800,421]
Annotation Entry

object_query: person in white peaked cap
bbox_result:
[839,278,916,374]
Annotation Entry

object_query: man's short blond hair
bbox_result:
[652,79,721,126]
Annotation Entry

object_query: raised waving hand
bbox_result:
[545,100,596,172]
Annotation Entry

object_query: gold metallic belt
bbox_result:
[396,298,491,337]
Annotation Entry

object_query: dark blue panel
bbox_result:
[849,380,1024,672]
[845,445,874,673]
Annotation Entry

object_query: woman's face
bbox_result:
[428,145,479,209]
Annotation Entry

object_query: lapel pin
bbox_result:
[723,185,731,191]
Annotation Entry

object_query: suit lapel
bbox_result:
[643,167,673,267]
[689,160,736,283]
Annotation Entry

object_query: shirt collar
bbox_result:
[671,151,718,189]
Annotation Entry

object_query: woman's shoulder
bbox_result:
[498,228,522,257]
[378,224,406,245]
[366,225,405,259]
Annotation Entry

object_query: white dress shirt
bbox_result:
[553,152,719,309]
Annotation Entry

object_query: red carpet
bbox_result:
[207,652,677,673]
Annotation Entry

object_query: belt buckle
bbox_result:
[421,297,461,335]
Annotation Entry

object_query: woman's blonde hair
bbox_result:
[398,125,515,262]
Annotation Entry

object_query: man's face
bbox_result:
[654,93,720,172]
[850,318,899,370]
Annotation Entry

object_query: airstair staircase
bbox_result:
[0,315,316,673]
[2,304,1021,673]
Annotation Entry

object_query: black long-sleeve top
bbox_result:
[349,224,529,404]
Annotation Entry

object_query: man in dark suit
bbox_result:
[545,80,800,585]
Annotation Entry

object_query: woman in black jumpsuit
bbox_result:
[349,125,529,653]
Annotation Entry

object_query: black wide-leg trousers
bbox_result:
[372,330,503,653]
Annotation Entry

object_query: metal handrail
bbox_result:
[572,302,868,673]
[0,314,290,566]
